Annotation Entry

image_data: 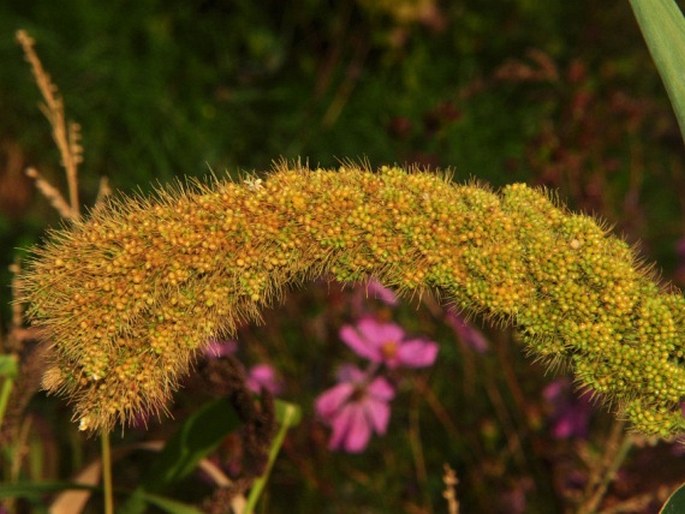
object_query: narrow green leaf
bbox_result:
[121,398,301,514]
[0,354,18,377]
[119,397,242,514]
[133,490,204,514]
[0,481,97,499]
[630,0,685,143]
[141,397,241,491]
[120,487,148,513]
[660,482,685,513]
[0,377,15,429]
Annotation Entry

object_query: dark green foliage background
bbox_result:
[1,1,682,239]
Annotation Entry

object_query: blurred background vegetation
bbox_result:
[2,0,685,512]
[2,0,685,268]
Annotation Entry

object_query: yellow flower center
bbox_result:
[381,341,398,360]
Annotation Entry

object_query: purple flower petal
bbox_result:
[336,364,366,384]
[328,403,354,450]
[340,316,440,370]
[358,318,405,347]
[341,406,372,453]
[445,311,489,353]
[552,417,574,439]
[316,369,396,452]
[544,378,592,439]
[397,339,439,368]
[339,324,382,362]
[204,340,238,358]
[367,279,399,306]
[364,397,391,434]
[328,403,372,453]
[246,364,282,395]
[315,383,354,420]
[367,376,395,401]
[543,380,564,401]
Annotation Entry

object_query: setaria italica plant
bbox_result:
[19,163,685,437]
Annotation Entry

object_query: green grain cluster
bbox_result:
[20,165,685,435]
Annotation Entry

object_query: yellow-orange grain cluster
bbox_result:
[20,165,685,436]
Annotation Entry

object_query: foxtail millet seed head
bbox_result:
[19,164,685,435]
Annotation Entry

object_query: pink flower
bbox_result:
[315,365,395,453]
[543,379,592,439]
[204,339,238,358]
[444,310,489,353]
[339,317,438,369]
[203,342,282,396]
[675,236,685,287]
[366,278,399,306]
[246,364,283,395]
[350,278,400,315]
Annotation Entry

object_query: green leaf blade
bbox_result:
[630,0,685,144]
[141,397,242,491]
[660,482,685,513]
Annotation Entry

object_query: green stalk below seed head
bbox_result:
[19,164,685,436]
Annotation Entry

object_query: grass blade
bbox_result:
[629,0,685,143]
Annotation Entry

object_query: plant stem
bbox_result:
[577,421,633,514]
[243,404,298,514]
[101,430,114,514]
[0,377,15,430]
